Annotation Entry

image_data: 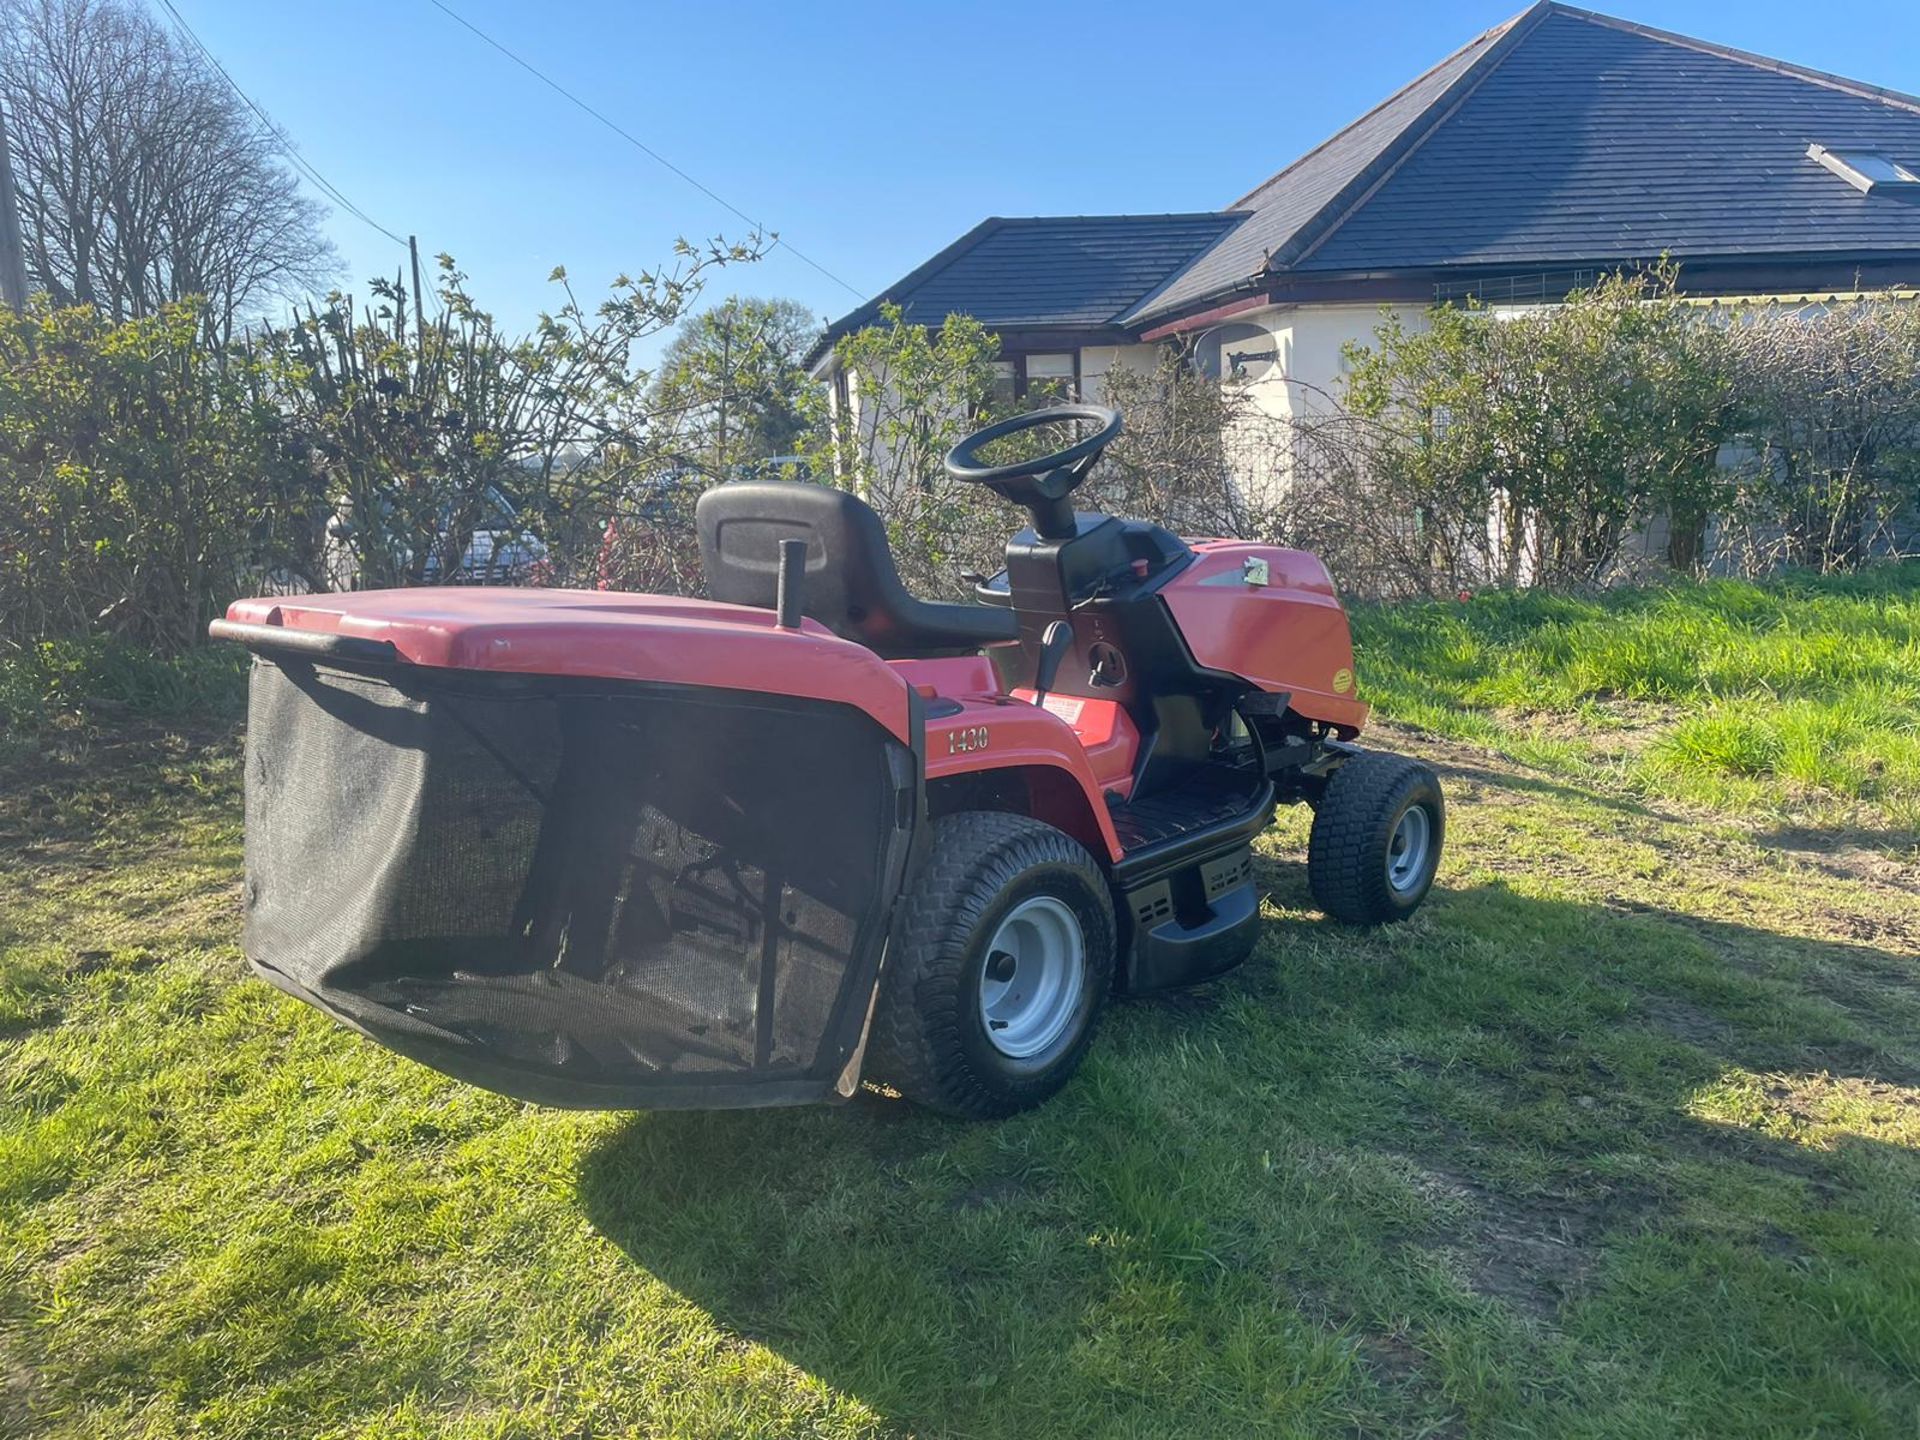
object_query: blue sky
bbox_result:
[178,0,1920,342]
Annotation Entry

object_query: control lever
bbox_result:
[1031,621,1073,710]
[775,538,806,629]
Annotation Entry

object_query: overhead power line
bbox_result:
[156,0,410,250]
[423,0,865,302]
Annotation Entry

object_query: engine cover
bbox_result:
[1159,541,1368,734]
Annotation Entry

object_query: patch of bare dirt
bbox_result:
[1283,1286,1462,1436]
[1637,993,1738,1049]
[1522,699,1675,759]
[1404,1160,1657,1323]
[1759,1073,1918,1128]
[1757,821,1920,899]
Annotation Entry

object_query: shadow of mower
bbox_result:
[577,875,1920,1436]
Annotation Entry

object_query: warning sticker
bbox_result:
[1041,694,1085,724]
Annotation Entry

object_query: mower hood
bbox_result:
[223,588,914,741]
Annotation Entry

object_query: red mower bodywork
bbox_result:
[226,588,920,741]
[216,406,1440,1116]
[1162,542,1368,735]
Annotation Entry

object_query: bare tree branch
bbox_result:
[0,0,337,335]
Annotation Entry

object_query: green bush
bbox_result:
[0,300,318,655]
[1338,265,1736,588]
[0,244,765,661]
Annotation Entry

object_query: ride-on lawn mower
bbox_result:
[214,405,1444,1118]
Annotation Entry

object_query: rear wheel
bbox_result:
[1308,752,1445,924]
[866,812,1114,1119]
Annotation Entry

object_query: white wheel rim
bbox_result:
[978,895,1085,1059]
[1387,804,1434,894]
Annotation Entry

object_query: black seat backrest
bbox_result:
[695,482,1019,659]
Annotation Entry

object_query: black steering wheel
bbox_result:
[944,404,1123,538]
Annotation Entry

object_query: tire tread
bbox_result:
[866,811,1112,1118]
[1307,752,1443,925]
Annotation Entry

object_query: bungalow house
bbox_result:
[812,1,1920,458]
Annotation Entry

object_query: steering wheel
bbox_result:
[944,404,1123,538]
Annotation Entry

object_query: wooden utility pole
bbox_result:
[408,235,426,351]
[0,99,30,311]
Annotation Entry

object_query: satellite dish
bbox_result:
[1190,321,1279,384]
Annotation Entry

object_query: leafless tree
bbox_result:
[0,0,335,339]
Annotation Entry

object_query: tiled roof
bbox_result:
[1121,11,1526,322]
[821,3,1920,348]
[1290,7,1920,276]
[809,214,1242,364]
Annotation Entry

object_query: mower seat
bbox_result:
[696,481,1019,659]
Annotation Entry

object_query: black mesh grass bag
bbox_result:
[241,657,917,1108]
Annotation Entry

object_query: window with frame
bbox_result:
[1021,353,1076,403]
[989,361,1017,409]
[1808,143,1920,199]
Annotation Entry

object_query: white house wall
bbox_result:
[1079,343,1161,402]
[1235,302,1428,420]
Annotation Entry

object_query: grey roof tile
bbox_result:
[1294,8,1920,273]
[810,213,1241,362]
[822,3,1920,347]
[1122,11,1527,322]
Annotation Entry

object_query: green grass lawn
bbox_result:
[4,567,1919,1438]
[1352,561,1920,836]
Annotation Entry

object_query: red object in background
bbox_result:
[1458,590,1474,603]
[596,518,620,591]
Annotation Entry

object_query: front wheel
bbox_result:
[1308,752,1445,924]
[865,812,1115,1119]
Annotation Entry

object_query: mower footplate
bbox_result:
[1107,767,1273,995]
